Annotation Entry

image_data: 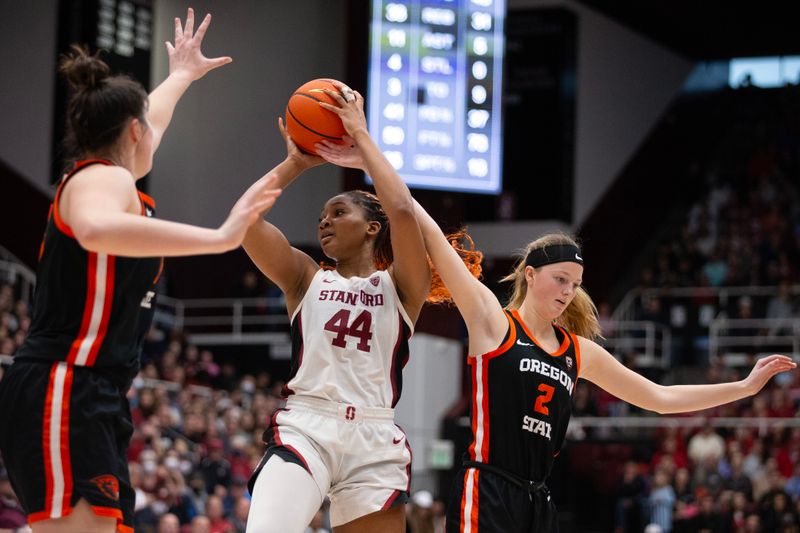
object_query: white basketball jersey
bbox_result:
[284,269,414,408]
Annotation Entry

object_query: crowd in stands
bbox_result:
[570,354,800,533]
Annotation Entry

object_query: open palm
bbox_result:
[166,8,232,81]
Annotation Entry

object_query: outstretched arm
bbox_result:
[580,338,796,414]
[148,8,232,152]
[411,200,507,354]
[241,120,326,313]
[318,84,430,322]
[65,167,281,257]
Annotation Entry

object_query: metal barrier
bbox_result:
[599,320,672,368]
[708,317,800,363]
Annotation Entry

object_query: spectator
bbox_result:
[648,469,676,533]
[0,466,26,531]
[687,427,726,466]
[158,512,181,533]
[205,494,233,533]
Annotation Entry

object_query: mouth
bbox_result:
[320,232,334,243]
[555,299,567,306]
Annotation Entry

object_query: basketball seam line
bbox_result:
[286,103,343,141]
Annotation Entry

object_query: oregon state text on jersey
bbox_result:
[466,310,580,483]
[283,269,413,408]
[16,160,162,383]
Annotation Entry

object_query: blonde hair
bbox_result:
[500,233,602,340]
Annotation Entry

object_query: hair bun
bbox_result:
[59,44,111,92]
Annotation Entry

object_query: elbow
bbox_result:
[73,220,108,252]
[648,386,673,415]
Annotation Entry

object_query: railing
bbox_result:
[599,320,672,368]
[568,416,800,440]
[0,249,36,304]
[709,317,800,363]
[155,295,292,347]
[613,285,800,322]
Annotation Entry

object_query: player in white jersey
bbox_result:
[241,82,431,532]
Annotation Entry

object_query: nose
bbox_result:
[319,217,330,230]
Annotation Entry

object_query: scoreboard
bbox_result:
[367,0,506,194]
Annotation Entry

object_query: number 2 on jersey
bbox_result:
[324,309,373,352]
[533,383,555,416]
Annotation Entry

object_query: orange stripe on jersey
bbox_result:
[41,364,57,518]
[137,191,156,212]
[570,332,581,377]
[152,258,164,285]
[41,363,74,520]
[91,505,123,520]
[460,468,480,532]
[117,525,134,533]
[59,367,75,514]
[85,256,116,367]
[67,253,115,367]
[51,159,114,239]
[470,311,516,361]
[511,310,571,356]
[39,204,54,260]
[52,185,75,238]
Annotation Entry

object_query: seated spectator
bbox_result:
[687,427,726,466]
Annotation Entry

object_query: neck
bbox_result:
[516,302,556,340]
[334,250,378,278]
[88,147,134,174]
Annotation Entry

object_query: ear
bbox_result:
[524,265,536,284]
[365,220,382,237]
[128,118,144,144]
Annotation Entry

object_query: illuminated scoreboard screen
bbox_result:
[367,0,506,194]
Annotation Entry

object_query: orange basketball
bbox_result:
[285,78,347,155]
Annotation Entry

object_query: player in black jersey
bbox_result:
[0,9,280,533]
[407,207,796,533]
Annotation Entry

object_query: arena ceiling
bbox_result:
[574,0,800,60]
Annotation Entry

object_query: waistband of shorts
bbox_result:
[463,460,548,495]
[285,395,395,422]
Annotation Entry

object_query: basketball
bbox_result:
[285,78,348,155]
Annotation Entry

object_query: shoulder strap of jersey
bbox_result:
[52,159,115,236]
[478,310,517,360]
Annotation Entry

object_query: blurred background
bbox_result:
[1,1,799,532]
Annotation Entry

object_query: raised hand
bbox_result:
[219,174,282,250]
[318,81,368,139]
[166,7,232,81]
[315,136,367,171]
[743,354,796,395]
[279,117,325,171]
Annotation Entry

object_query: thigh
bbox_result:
[31,497,116,533]
[333,505,405,533]
[328,422,411,528]
[247,455,324,533]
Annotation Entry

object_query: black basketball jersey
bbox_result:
[466,310,580,482]
[16,160,162,382]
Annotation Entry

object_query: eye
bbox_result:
[335,209,345,216]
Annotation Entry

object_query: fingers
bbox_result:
[174,17,183,45]
[207,56,233,70]
[330,80,356,102]
[194,13,212,41]
[318,101,343,115]
[165,41,175,54]
[184,7,195,38]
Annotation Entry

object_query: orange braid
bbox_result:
[427,229,483,304]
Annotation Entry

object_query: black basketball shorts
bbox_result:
[0,360,135,532]
[446,465,558,533]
